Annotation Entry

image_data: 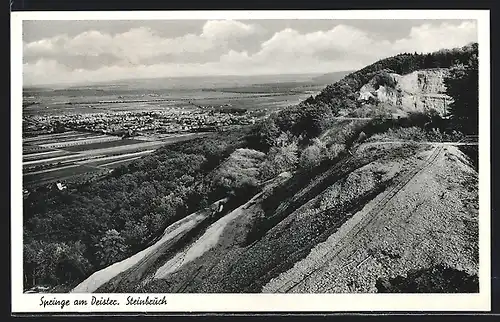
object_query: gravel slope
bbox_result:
[263,145,478,293]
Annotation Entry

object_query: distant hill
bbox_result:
[25,73,325,91]
[311,71,353,84]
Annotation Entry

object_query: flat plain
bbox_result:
[23,74,339,188]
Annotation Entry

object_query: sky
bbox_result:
[23,19,478,86]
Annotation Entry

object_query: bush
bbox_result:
[326,143,346,160]
[376,265,479,293]
[213,148,265,196]
[299,137,345,171]
[259,139,299,180]
[247,117,281,152]
[258,161,278,181]
[427,128,444,142]
[372,126,427,142]
[294,103,335,140]
[273,142,299,170]
[444,55,478,134]
[372,72,397,88]
[299,145,322,171]
[121,220,149,247]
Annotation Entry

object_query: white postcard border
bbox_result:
[11,9,491,313]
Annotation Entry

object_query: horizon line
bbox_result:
[23,70,354,89]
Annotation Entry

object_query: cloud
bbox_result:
[23,20,259,66]
[23,20,478,86]
[216,21,477,75]
[257,25,378,58]
[225,21,477,66]
[201,20,258,40]
[392,21,478,53]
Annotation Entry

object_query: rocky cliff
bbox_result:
[358,68,452,116]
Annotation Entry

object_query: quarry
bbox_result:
[358,68,452,116]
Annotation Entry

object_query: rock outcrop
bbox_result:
[358,68,452,116]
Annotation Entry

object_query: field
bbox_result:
[22,130,213,188]
[63,139,145,152]
[23,91,314,117]
[77,150,155,166]
[23,144,56,154]
[23,74,334,117]
[23,150,71,162]
[23,165,104,185]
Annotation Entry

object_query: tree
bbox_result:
[55,241,91,284]
[94,229,128,267]
[293,103,335,140]
[24,240,91,288]
[259,136,299,180]
[256,117,280,150]
[326,143,345,160]
[24,240,45,287]
[444,54,478,134]
[121,220,149,247]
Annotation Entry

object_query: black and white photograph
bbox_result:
[11,10,491,312]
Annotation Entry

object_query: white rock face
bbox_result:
[358,68,453,116]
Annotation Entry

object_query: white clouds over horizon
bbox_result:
[23,20,478,86]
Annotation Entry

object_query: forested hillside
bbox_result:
[23,129,257,290]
